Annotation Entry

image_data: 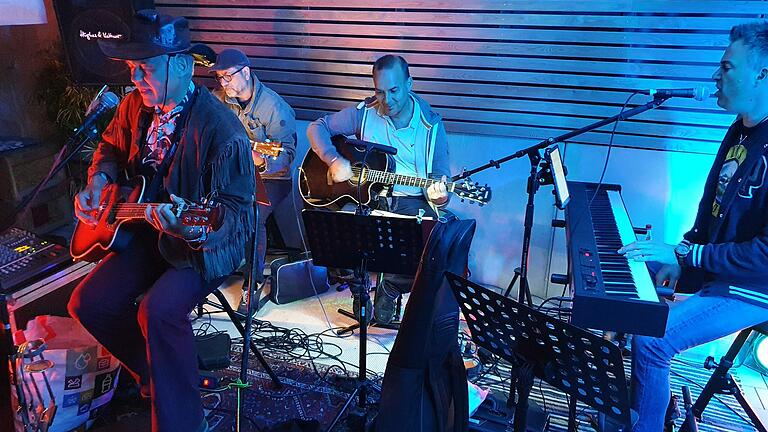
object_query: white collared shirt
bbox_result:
[362,96,424,196]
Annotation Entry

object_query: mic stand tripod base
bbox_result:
[328,260,374,432]
[469,391,548,432]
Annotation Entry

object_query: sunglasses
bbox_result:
[214,65,246,84]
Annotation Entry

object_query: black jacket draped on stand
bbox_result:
[376,219,477,432]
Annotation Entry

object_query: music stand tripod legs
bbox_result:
[301,210,431,431]
[199,201,282,388]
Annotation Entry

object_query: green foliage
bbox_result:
[32,44,120,159]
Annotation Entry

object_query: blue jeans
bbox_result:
[631,292,768,431]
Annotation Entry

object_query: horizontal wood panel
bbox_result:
[262,81,733,126]
[202,42,716,81]
[161,0,762,154]
[198,71,723,115]
[241,68,725,112]
[241,57,717,91]
[190,20,733,48]
[192,31,726,64]
[169,0,768,14]
[164,7,760,31]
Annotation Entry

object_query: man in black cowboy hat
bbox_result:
[68,10,255,432]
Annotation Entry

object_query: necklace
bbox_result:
[740,114,768,144]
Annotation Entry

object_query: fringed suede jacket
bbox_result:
[88,84,255,282]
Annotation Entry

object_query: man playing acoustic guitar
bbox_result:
[210,48,297,311]
[307,54,451,324]
[68,11,255,432]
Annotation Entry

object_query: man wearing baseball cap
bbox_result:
[68,10,255,432]
[211,48,297,308]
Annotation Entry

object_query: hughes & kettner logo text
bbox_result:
[79,30,124,41]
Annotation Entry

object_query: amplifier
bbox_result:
[0,140,65,203]
[8,181,73,233]
[5,260,95,333]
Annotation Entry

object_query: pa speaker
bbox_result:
[52,0,154,85]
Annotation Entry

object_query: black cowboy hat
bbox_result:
[98,9,214,65]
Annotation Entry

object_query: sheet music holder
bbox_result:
[301,209,436,429]
[445,272,634,431]
[302,209,435,275]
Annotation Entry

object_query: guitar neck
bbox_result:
[359,169,455,191]
[111,203,160,221]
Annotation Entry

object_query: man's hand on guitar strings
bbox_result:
[329,157,353,183]
[74,177,108,226]
[145,194,199,240]
[427,175,449,205]
[251,150,266,168]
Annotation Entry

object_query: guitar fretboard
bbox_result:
[351,168,455,191]
[106,203,162,220]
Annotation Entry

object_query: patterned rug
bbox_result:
[207,345,353,432]
[89,338,763,431]
[89,345,354,432]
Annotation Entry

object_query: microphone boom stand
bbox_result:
[0,121,104,232]
[452,96,670,304]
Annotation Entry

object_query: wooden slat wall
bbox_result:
[157,0,768,154]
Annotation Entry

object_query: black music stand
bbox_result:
[445,272,634,432]
[302,209,433,430]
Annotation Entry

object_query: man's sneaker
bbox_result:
[373,282,399,324]
[237,279,269,316]
[664,393,681,432]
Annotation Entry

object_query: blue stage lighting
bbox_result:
[754,335,768,372]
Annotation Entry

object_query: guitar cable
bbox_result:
[560,91,640,249]
[290,164,336,331]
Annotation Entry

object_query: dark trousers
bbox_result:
[68,230,218,432]
[255,179,293,281]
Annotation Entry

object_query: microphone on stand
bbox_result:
[639,87,712,101]
[0,90,120,231]
[74,91,120,137]
[345,137,398,155]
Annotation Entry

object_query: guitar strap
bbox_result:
[143,85,199,202]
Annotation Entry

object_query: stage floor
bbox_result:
[85,278,761,431]
[198,281,762,431]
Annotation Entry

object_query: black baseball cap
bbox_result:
[210,48,250,72]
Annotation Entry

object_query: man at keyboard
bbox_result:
[618,21,768,432]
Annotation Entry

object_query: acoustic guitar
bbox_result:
[251,140,283,158]
[70,175,225,262]
[299,136,492,208]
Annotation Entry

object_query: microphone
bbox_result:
[345,137,398,155]
[640,87,711,101]
[74,91,120,136]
